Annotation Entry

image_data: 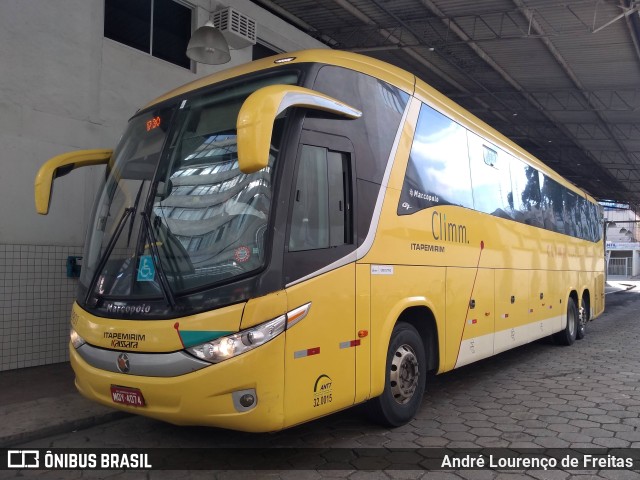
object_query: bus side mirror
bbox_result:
[236,85,362,173]
[35,149,112,215]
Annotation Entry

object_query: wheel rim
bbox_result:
[390,343,419,404]
[579,303,587,329]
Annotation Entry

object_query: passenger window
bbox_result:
[510,159,543,227]
[586,202,600,242]
[577,197,590,240]
[289,145,352,251]
[398,104,473,215]
[563,189,579,237]
[467,132,512,219]
[540,174,566,234]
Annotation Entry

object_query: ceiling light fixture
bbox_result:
[186,20,231,65]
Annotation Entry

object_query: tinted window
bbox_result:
[467,132,512,219]
[511,159,544,227]
[152,0,192,68]
[577,197,590,240]
[105,0,151,53]
[312,66,409,185]
[398,104,473,215]
[587,202,601,241]
[104,0,192,69]
[289,146,353,252]
[563,189,579,237]
[394,103,600,242]
[310,66,409,247]
[540,174,565,233]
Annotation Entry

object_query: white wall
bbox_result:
[0,0,325,246]
[0,0,324,371]
[604,208,640,243]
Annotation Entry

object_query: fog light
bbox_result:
[232,389,258,412]
[239,394,255,408]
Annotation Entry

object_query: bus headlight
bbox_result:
[187,315,286,363]
[70,327,86,349]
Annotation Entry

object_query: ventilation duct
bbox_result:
[212,7,257,49]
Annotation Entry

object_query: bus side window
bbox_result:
[397,103,473,215]
[563,189,578,237]
[467,132,512,219]
[289,145,352,252]
[510,159,543,228]
[540,174,565,234]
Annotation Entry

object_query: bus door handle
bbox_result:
[469,299,476,309]
[510,296,515,304]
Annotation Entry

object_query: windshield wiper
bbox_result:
[141,211,177,309]
[126,181,146,247]
[85,207,133,305]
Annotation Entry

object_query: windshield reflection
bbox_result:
[80,73,297,306]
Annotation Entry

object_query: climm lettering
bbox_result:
[432,211,469,244]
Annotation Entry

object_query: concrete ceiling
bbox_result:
[254,0,640,209]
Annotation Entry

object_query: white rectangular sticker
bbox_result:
[371,265,394,275]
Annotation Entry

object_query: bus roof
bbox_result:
[143,49,415,110]
[143,49,596,205]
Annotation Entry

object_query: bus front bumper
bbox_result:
[69,335,286,432]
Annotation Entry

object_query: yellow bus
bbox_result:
[35,49,605,432]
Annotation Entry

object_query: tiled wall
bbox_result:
[0,244,80,371]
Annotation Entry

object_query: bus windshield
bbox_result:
[80,73,298,305]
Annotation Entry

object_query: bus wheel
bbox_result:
[367,322,426,427]
[576,297,588,340]
[553,298,578,346]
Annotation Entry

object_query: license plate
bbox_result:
[110,385,145,407]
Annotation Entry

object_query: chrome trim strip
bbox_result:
[279,90,362,119]
[76,344,210,377]
[285,97,412,288]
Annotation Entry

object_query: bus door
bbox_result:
[282,131,357,426]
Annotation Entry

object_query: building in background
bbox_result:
[0,0,324,371]
[603,202,640,278]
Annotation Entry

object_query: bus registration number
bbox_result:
[110,385,145,407]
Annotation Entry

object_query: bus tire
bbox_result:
[366,322,426,427]
[576,297,588,340]
[553,297,578,346]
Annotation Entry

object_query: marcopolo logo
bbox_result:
[105,303,152,315]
